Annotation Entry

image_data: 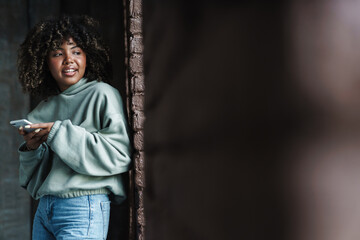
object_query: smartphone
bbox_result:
[10,119,37,132]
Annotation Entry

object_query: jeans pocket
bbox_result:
[100,201,111,239]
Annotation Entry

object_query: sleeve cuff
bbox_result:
[46,120,62,144]
[18,142,46,160]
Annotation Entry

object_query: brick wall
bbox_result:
[124,0,145,239]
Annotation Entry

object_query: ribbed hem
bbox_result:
[46,120,62,144]
[36,188,111,200]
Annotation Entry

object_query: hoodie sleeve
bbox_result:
[46,86,133,177]
[18,142,50,189]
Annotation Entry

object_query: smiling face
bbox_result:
[47,37,86,92]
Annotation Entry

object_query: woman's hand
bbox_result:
[18,122,55,150]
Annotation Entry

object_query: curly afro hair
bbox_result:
[18,15,112,98]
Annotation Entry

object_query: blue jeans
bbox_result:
[33,195,110,240]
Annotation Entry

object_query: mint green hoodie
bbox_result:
[18,78,132,203]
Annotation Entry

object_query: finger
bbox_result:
[41,135,48,142]
[26,137,44,147]
[26,142,40,150]
[23,129,42,141]
[25,131,48,143]
[32,131,48,140]
[26,123,50,130]
[24,125,42,132]
[18,126,26,135]
[34,128,41,133]
[27,122,54,131]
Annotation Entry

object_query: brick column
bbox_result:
[123,0,145,239]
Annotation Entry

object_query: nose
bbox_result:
[63,54,73,65]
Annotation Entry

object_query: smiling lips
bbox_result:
[63,68,77,77]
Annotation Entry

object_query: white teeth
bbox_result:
[64,69,75,73]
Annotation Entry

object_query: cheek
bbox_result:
[82,56,87,68]
[48,59,59,72]
[80,57,87,71]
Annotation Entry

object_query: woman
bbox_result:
[16,15,132,239]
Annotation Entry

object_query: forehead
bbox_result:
[63,37,76,45]
[51,37,76,48]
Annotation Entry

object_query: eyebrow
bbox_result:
[53,46,80,51]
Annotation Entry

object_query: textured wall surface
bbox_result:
[124,0,145,239]
[0,1,31,239]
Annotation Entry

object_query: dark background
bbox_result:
[143,0,360,240]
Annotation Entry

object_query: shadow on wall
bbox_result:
[143,1,360,240]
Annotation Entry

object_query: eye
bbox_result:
[51,52,62,57]
[73,51,81,55]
